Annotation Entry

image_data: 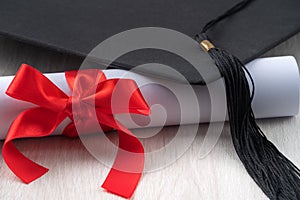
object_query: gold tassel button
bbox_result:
[200,40,215,52]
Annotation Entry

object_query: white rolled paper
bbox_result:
[0,56,299,140]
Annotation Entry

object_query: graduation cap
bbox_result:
[0,0,300,199]
[0,0,299,84]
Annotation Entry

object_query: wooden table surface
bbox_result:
[0,33,300,200]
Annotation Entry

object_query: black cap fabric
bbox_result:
[0,0,299,83]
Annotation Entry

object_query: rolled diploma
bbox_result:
[0,56,299,140]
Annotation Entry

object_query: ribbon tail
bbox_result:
[99,117,144,199]
[102,168,143,199]
[2,141,49,183]
[2,108,66,184]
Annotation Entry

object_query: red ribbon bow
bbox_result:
[2,64,150,198]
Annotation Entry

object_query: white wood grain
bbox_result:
[0,33,299,200]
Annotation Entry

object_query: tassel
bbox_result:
[198,35,300,199]
[195,0,300,199]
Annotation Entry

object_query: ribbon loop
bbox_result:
[6,64,69,111]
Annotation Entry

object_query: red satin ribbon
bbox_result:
[2,64,150,198]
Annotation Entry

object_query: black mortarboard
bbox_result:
[0,0,299,84]
[1,1,300,199]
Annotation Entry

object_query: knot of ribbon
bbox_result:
[2,64,150,198]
